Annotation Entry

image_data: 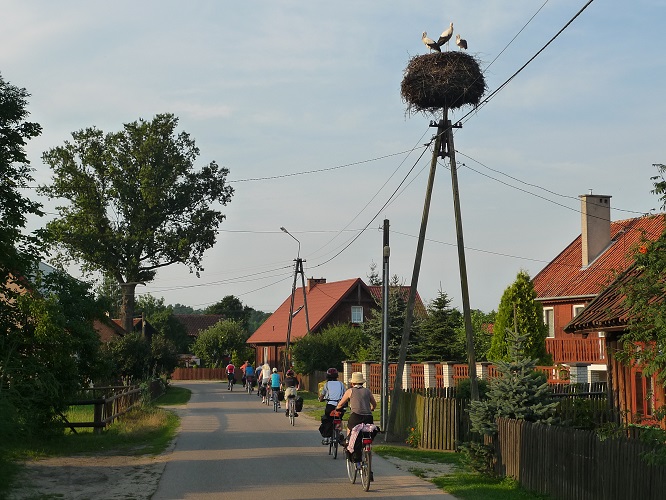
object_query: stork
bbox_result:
[422,32,441,52]
[437,22,454,48]
[455,34,468,50]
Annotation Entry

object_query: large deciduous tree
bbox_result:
[38,113,234,333]
[487,270,551,365]
[191,319,249,367]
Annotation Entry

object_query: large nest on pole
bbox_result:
[401,51,486,115]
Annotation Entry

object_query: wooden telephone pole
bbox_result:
[386,108,478,440]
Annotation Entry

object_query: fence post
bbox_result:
[476,361,491,380]
[423,361,437,389]
[441,362,456,388]
[93,399,104,435]
[362,361,374,388]
[342,360,353,387]
[403,362,413,390]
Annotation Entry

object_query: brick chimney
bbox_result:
[307,277,326,291]
[579,193,611,267]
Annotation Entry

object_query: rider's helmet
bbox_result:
[326,367,339,380]
[286,369,295,377]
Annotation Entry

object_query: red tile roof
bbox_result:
[533,215,665,300]
[367,285,428,318]
[247,278,370,344]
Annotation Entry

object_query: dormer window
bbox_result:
[351,306,363,324]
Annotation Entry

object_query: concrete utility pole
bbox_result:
[381,219,390,436]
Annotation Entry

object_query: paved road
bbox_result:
[153,381,456,499]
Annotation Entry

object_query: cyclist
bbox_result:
[319,368,346,444]
[225,361,236,390]
[244,362,255,390]
[270,367,281,408]
[283,369,300,417]
[335,372,376,438]
[258,363,271,403]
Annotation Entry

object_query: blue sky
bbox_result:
[3,1,665,314]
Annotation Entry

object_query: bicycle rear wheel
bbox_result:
[289,399,295,426]
[346,456,357,484]
[332,429,339,459]
[273,394,279,411]
[361,449,372,491]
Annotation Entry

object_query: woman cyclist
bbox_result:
[270,367,281,408]
[335,372,376,438]
[283,369,300,417]
[319,368,346,444]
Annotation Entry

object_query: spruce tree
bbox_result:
[487,270,551,364]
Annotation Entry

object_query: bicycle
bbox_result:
[226,374,234,391]
[328,410,345,459]
[287,395,296,425]
[272,388,281,412]
[345,424,377,491]
[246,376,254,395]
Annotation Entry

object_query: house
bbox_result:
[174,314,225,340]
[93,317,125,342]
[111,316,158,342]
[246,277,379,369]
[563,264,666,425]
[532,193,665,383]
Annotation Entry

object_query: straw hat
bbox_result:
[350,372,366,385]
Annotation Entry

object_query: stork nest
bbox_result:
[401,51,486,115]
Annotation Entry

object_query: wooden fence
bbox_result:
[172,367,229,380]
[392,391,471,450]
[494,417,666,500]
[65,380,164,433]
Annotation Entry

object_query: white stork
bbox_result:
[422,32,441,53]
[437,22,454,48]
[456,34,468,50]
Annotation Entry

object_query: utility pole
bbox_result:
[446,117,479,402]
[281,227,310,374]
[381,219,390,436]
[386,114,445,440]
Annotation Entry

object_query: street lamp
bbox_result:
[280,226,300,259]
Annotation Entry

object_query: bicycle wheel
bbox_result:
[289,400,295,426]
[361,449,372,491]
[346,455,357,484]
[331,428,338,459]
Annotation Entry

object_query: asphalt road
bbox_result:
[153,381,456,499]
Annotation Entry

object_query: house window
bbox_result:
[573,304,585,317]
[543,308,555,338]
[633,371,655,418]
[351,306,363,324]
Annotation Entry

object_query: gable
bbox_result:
[174,314,225,337]
[247,278,377,344]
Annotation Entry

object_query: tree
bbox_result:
[191,319,248,367]
[454,309,495,362]
[103,332,151,383]
[367,261,382,286]
[135,294,191,353]
[205,295,248,327]
[363,275,421,361]
[487,270,551,365]
[413,290,463,362]
[292,324,368,373]
[38,113,234,334]
[618,163,666,380]
[465,329,558,471]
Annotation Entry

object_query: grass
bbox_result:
[0,385,191,499]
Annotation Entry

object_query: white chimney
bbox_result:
[579,193,611,267]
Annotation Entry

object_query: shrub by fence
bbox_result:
[494,417,666,500]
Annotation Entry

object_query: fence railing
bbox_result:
[546,337,606,363]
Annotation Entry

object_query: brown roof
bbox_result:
[174,314,225,337]
[367,285,428,318]
[93,317,125,342]
[247,278,372,344]
[533,215,665,300]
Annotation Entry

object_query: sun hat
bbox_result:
[272,367,278,373]
[350,372,366,385]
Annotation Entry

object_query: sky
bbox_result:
[3,0,665,315]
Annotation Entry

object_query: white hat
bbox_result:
[350,372,366,385]
[272,367,278,373]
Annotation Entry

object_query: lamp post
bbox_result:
[280,227,310,374]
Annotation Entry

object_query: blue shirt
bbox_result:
[270,373,281,387]
[245,366,254,376]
